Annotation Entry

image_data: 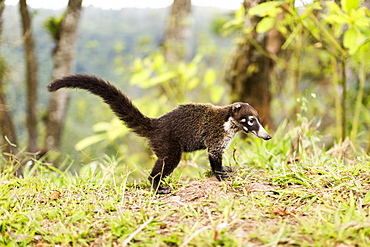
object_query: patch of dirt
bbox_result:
[160,179,228,204]
[158,179,277,206]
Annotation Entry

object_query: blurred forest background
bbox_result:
[0,0,369,175]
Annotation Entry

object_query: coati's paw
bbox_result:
[214,171,231,181]
[222,166,233,173]
[156,186,171,194]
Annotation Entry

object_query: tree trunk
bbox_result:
[225,0,283,129]
[363,0,370,153]
[0,0,18,155]
[19,0,38,153]
[163,0,192,62]
[44,0,83,152]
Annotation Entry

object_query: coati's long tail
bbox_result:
[47,74,154,137]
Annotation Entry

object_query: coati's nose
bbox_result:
[264,135,272,140]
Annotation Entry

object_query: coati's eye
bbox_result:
[248,117,256,126]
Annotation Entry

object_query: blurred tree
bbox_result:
[364,0,370,153]
[0,0,18,155]
[163,0,192,62]
[225,0,284,128]
[44,0,83,152]
[19,0,38,153]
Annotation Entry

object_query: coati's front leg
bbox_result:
[208,148,230,181]
[148,145,182,194]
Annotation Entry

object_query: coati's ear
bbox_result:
[232,102,242,112]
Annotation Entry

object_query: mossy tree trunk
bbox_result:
[44,0,83,152]
[0,0,18,155]
[364,0,370,153]
[163,0,192,63]
[19,0,39,153]
[225,0,283,129]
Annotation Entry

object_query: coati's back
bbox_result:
[154,103,230,152]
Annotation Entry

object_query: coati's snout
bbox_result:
[231,103,272,141]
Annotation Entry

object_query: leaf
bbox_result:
[107,119,127,141]
[272,207,298,216]
[324,14,349,25]
[341,0,360,13]
[130,69,152,86]
[248,1,283,17]
[43,15,63,41]
[344,28,357,49]
[204,69,216,86]
[75,133,107,150]
[186,78,199,90]
[326,1,342,14]
[93,122,111,132]
[355,18,370,29]
[210,85,224,104]
[50,191,61,200]
[152,52,165,70]
[142,72,177,89]
[353,11,370,28]
[256,17,275,33]
[343,27,367,55]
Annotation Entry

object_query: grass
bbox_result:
[1,119,370,246]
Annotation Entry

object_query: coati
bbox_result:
[47,74,272,194]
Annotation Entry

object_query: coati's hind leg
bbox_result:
[148,145,182,194]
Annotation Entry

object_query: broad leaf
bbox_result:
[343,28,358,50]
[343,28,367,55]
[248,1,283,17]
[142,72,177,88]
[256,17,275,33]
[75,134,107,150]
[341,0,360,13]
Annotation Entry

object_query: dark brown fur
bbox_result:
[48,74,271,193]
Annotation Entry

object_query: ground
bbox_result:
[2,131,370,246]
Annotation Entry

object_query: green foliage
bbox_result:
[43,15,63,42]
[0,56,6,77]
[248,1,284,17]
[242,0,370,148]
[222,7,246,36]
[211,14,232,36]
[324,1,370,55]
[75,118,128,151]
[130,52,224,104]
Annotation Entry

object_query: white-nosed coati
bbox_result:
[48,74,272,194]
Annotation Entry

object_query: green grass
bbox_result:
[1,119,370,246]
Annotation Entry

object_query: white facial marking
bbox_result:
[240,118,246,123]
[248,116,256,126]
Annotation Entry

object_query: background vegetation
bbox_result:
[1,0,370,245]
[2,5,234,165]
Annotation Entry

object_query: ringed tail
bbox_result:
[47,74,154,137]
